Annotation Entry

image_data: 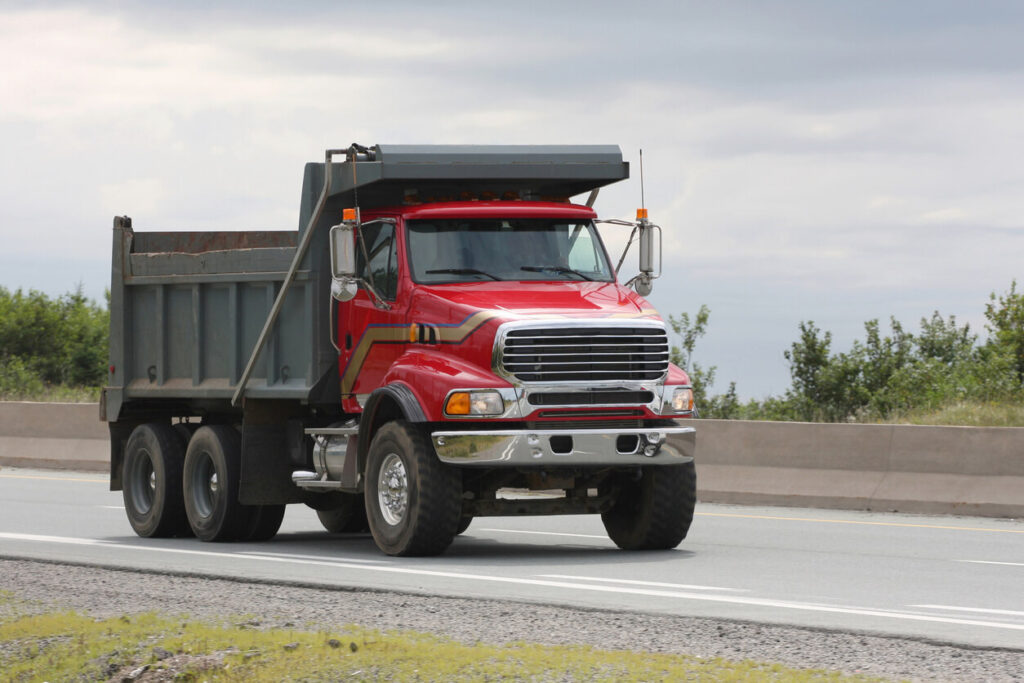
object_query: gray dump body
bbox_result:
[103,143,628,423]
[103,222,336,422]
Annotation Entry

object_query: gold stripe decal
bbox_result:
[341,311,500,395]
[339,308,660,395]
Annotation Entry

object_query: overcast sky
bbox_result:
[2,1,1022,398]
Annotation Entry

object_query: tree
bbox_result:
[667,305,741,418]
[0,285,109,393]
[985,280,1024,384]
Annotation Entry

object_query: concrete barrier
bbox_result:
[0,402,108,472]
[0,403,1021,517]
[684,419,1024,518]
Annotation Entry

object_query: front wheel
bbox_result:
[316,493,369,534]
[600,462,696,550]
[364,421,462,556]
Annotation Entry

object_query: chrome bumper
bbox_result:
[431,426,695,467]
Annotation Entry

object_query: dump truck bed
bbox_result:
[103,221,336,422]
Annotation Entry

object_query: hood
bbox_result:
[410,281,661,324]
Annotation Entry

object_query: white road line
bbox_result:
[959,559,1024,567]
[911,605,1024,618]
[538,574,746,592]
[477,528,609,540]
[100,505,125,510]
[238,550,387,565]
[3,532,1024,633]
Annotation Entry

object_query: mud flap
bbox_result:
[239,399,306,505]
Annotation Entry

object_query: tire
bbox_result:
[600,461,696,550]
[243,504,286,541]
[122,423,190,538]
[455,516,473,535]
[173,422,198,447]
[317,494,369,534]
[364,421,462,556]
[183,425,251,542]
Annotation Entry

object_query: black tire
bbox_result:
[364,421,462,556]
[455,516,473,535]
[122,423,190,538]
[600,461,696,550]
[183,425,251,542]
[243,504,286,541]
[316,494,369,534]
[173,422,198,447]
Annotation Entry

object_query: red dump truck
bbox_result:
[101,144,696,556]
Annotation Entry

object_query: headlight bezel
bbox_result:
[444,389,506,417]
[669,386,695,414]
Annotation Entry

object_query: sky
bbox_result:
[2,1,1022,398]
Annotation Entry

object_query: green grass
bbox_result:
[0,608,887,682]
[874,401,1024,427]
[0,384,100,403]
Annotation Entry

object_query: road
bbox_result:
[1,467,1022,651]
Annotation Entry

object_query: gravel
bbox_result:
[2,557,1022,682]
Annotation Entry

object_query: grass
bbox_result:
[0,384,99,403]
[0,607,887,682]
[875,401,1024,428]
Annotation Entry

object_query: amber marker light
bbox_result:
[342,208,357,222]
[636,208,649,220]
[445,392,471,415]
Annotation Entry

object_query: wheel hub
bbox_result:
[377,453,408,526]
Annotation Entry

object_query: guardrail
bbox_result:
[1,403,1021,517]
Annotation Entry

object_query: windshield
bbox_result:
[407,218,614,284]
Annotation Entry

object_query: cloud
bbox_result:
[2,1,1023,396]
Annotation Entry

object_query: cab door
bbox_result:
[338,219,408,410]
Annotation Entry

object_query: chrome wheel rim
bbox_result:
[377,453,408,526]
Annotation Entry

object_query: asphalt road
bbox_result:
[1,467,1022,651]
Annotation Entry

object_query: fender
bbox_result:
[383,348,515,422]
[357,382,428,466]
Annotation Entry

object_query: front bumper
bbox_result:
[431,426,695,466]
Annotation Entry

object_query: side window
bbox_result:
[355,222,399,300]
[567,227,601,273]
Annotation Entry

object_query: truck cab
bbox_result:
[103,144,696,556]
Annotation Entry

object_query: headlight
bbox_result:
[670,387,694,413]
[445,390,504,416]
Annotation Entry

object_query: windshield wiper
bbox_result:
[520,265,593,281]
[425,267,500,281]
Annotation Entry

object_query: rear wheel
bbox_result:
[600,462,696,550]
[365,421,462,556]
[316,493,369,534]
[243,504,286,541]
[183,425,251,542]
[122,423,190,538]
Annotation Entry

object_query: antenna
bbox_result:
[639,148,645,212]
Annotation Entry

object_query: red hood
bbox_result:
[409,281,661,324]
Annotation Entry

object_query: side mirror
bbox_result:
[330,223,356,278]
[633,217,660,296]
[329,223,358,302]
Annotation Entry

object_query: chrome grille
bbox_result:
[500,325,669,382]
